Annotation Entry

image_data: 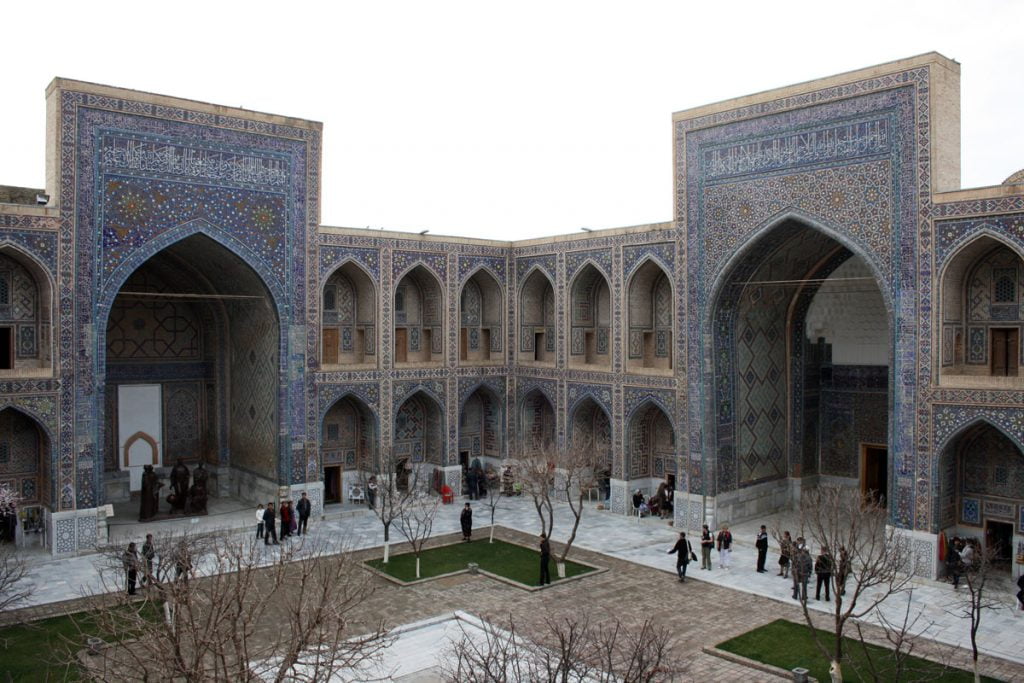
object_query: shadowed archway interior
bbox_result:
[103,234,280,502]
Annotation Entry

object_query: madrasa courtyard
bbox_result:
[1,51,1024,679]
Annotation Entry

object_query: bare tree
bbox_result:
[948,541,1002,683]
[74,528,391,682]
[481,466,502,543]
[363,447,426,563]
[794,485,914,683]
[0,544,28,614]
[396,491,441,579]
[514,444,555,540]
[551,435,600,570]
[850,589,952,682]
[442,610,682,682]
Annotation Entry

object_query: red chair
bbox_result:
[441,485,455,504]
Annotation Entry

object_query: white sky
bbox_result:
[1,1,1021,241]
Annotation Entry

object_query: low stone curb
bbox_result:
[701,645,817,682]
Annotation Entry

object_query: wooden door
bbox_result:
[991,328,1019,376]
[395,328,408,363]
[322,328,339,365]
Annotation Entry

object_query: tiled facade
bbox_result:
[0,54,1022,577]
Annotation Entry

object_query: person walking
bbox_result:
[716,524,733,570]
[279,501,292,540]
[755,525,769,573]
[700,524,714,570]
[778,530,793,578]
[256,503,265,540]
[296,492,312,536]
[668,532,694,582]
[814,546,833,601]
[539,533,552,585]
[123,542,139,596]
[1016,572,1024,612]
[460,503,473,542]
[793,542,812,602]
[141,533,156,586]
[263,502,279,545]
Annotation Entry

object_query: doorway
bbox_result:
[394,328,408,363]
[0,327,11,370]
[984,519,1013,571]
[395,458,409,492]
[323,465,341,504]
[861,444,888,504]
[990,328,1019,376]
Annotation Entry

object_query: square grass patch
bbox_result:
[717,618,1001,683]
[0,613,87,681]
[366,538,596,587]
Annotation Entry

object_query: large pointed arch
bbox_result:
[625,399,675,483]
[458,383,504,465]
[704,210,894,505]
[394,390,445,466]
[320,392,378,504]
[99,228,285,505]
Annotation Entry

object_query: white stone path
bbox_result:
[10,498,1024,666]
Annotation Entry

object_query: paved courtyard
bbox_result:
[6,497,1024,681]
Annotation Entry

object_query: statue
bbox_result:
[139,465,162,521]
[169,459,190,513]
[189,462,209,514]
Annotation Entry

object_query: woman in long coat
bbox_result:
[460,503,473,542]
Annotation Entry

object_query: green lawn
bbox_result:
[0,603,162,682]
[0,613,87,681]
[717,618,1000,683]
[366,538,595,586]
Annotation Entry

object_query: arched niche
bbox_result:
[0,407,52,509]
[0,246,53,375]
[569,264,610,369]
[939,235,1024,385]
[518,389,555,454]
[569,396,611,470]
[459,269,503,364]
[626,402,674,484]
[458,385,504,467]
[626,259,673,372]
[518,268,555,364]
[394,266,444,365]
[322,262,376,367]
[394,390,444,467]
[321,395,377,504]
[936,421,1023,571]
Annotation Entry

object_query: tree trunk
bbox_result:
[556,562,566,578]
[416,556,421,579]
[489,525,495,544]
[383,541,390,564]
[829,660,843,683]
[973,660,980,683]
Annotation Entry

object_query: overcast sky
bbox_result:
[1,1,1021,240]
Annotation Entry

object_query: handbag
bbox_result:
[688,541,697,563]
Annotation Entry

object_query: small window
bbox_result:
[993,269,1017,303]
[0,440,8,463]
[323,285,336,311]
[0,273,9,305]
[326,423,340,441]
[395,287,405,313]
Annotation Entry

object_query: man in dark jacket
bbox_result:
[460,503,473,542]
[539,533,551,585]
[263,502,279,545]
[792,539,812,601]
[815,546,833,601]
[755,525,769,573]
[668,532,693,582]
[296,492,312,536]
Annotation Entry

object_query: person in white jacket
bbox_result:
[256,504,265,539]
